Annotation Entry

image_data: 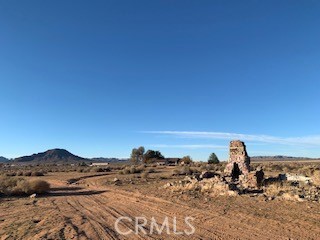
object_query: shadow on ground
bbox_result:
[43,190,107,197]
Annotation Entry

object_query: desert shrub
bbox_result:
[119,165,144,175]
[0,177,50,196]
[158,175,168,180]
[141,171,149,179]
[119,168,131,175]
[181,166,192,175]
[5,172,16,177]
[131,165,145,174]
[90,167,111,172]
[205,164,215,171]
[312,170,320,186]
[204,163,225,172]
[23,171,32,176]
[181,156,193,165]
[31,171,44,176]
[270,164,283,172]
[200,165,207,171]
[121,165,129,170]
[297,166,315,177]
[146,168,155,173]
[172,169,180,176]
[90,167,104,173]
[77,168,84,173]
[129,166,137,174]
[173,166,199,176]
[29,180,50,193]
[264,181,294,197]
[192,162,203,168]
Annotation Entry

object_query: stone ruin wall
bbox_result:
[224,140,251,176]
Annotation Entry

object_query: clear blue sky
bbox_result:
[1,1,319,160]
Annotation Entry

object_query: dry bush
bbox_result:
[130,166,138,174]
[146,168,155,173]
[173,166,199,176]
[269,164,283,172]
[0,177,50,196]
[200,165,207,171]
[90,167,111,173]
[119,168,131,175]
[29,180,50,193]
[264,182,292,197]
[312,170,320,186]
[120,165,145,175]
[132,165,145,174]
[31,171,44,176]
[158,175,168,180]
[4,172,16,177]
[23,171,32,176]
[141,171,149,179]
[296,165,317,177]
[205,163,225,172]
[192,162,203,168]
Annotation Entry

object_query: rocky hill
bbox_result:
[13,149,88,164]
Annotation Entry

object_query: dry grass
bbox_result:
[141,171,149,179]
[312,170,320,185]
[0,177,50,196]
[172,166,200,176]
[264,182,292,197]
[119,165,145,175]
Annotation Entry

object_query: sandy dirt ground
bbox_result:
[1,170,320,240]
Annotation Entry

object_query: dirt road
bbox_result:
[1,173,320,240]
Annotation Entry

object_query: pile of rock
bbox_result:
[163,174,239,196]
[264,184,320,202]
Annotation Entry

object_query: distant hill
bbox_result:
[13,149,88,164]
[251,156,320,162]
[0,156,8,162]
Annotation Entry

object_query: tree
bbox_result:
[143,150,164,163]
[208,153,219,164]
[130,146,145,164]
[181,156,192,164]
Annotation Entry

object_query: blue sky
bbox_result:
[0,1,319,160]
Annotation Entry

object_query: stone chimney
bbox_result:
[224,140,251,178]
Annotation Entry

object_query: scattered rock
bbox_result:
[113,178,121,185]
[29,194,37,199]
[285,173,312,184]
